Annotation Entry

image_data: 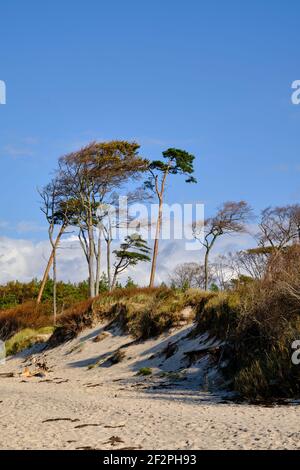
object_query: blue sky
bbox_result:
[0,0,300,242]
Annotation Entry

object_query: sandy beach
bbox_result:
[0,322,300,450]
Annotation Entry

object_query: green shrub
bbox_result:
[137,367,152,376]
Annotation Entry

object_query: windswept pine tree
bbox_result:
[145,148,197,287]
[111,234,151,289]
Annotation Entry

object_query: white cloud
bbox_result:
[0,236,87,284]
[0,237,48,283]
[0,229,256,286]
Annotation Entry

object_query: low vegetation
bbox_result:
[137,367,152,376]
[49,287,200,344]
[196,245,300,400]
[0,279,89,311]
[0,286,201,346]
[2,246,300,401]
[5,326,54,356]
[0,301,52,341]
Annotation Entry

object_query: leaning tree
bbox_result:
[111,234,151,289]
[38,177,76,312]
[145,148,197,288]
[56,141,148,298]
[193,201,253,290]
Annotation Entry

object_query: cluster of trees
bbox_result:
[37,140,197,321]
[29,138,300,313]
[0,276,141,312]
[171,203,300,290]
[0,279,89,310]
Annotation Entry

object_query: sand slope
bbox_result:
[0,321,300,450]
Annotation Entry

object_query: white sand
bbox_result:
[0,322,300,450]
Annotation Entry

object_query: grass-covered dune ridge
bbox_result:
[49,287,202,344]
[0,301,51,341]
[1,247,300,401]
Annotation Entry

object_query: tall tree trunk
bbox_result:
[52,249,57,325]
[149,198,163,287]
[204,248,210,290]
[49,226,57,325]
[88,224,96,298]
[37,225,65,304]
[107,238,112,291]
[95,235,101,296]
[111,270,117,290]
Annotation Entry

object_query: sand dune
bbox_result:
[0,321,300,450]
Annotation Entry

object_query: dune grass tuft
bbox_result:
[137,367,152,376]
[5,326,55,356]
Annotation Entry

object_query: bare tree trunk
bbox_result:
[111,270,117,290]
[37,225,65,304]
[52,249,57,325]
[111,257,124,290]
[78,229,89,263]
[204,248,210,291]
[95,234,101,296]
[107,238,112,291]
[49,226,58,325]
[149,198,163,287]
[203,237,219,290]
[87,224,96,298]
